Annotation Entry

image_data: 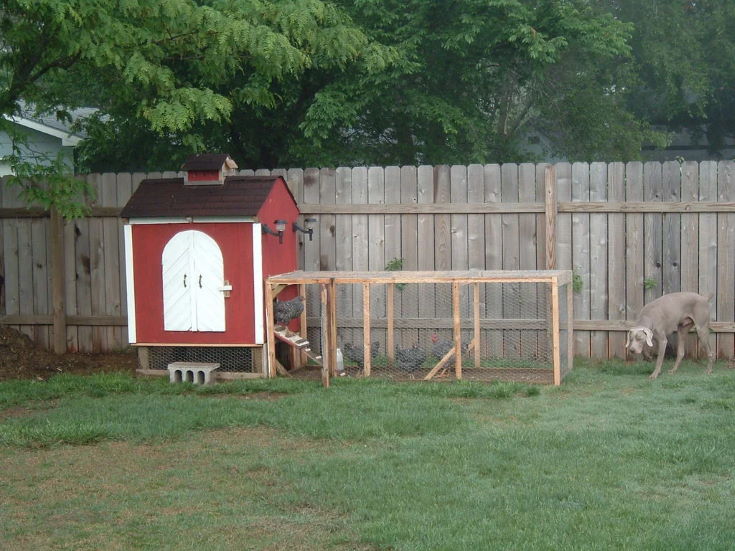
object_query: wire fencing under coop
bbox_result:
[266,271,573,385]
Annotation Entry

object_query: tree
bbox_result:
[292,0,660,164]
[78,0,659,171]
[597,0,735,155]
[0,0,392,215]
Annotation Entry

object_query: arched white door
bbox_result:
[162,230,226,332]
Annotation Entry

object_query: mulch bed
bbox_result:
[0,326,137,382]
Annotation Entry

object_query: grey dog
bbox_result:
[625,292,715,380]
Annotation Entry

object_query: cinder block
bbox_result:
[167,362,220,385]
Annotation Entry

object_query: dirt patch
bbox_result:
[0,326,137,382]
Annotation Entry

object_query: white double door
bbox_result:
[162,230,226,332]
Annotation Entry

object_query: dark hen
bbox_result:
[275,295,305,326]
[430,333,453,359]
[395,344,427,373]
[343,341,380,367]
[430,333,469,359]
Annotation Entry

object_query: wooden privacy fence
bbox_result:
[1,161,734,359]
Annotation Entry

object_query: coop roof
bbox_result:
[181,153,237,171]
[120,175,295,218]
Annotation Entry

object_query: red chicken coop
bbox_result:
[120,153,307,381]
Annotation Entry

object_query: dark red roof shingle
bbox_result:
[120,176,294,218]
[180,153,232,171]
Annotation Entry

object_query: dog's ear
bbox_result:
[624,331,631,348]
[642,327,654,347]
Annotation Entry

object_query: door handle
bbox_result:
[183,274,187,287]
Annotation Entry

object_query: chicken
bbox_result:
[430,333,469,359]
[430,333,453,359]
[395,344,427,373]
[342,341,380,368]
[275,295,305,326]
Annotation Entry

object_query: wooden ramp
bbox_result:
[273,326,322,366]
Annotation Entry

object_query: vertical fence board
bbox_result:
[31,216,49,347]
[17,217,33,340]
[450,165,469,322]
[589,162,608,358]
[519,163,538,357]
[319,168,336,271]
[101,172,122,350]
[351,167,369,331]
[286,168,305,270]
[368,167,386,350]
[484,164,503,357]
[572,162,591,357]
[535,164,549,272]
[87,174,106,351]
[417,165,435,336]
[698,162,718,355]
[116,172,135,348]
[643,162,663,304]
[335,167,353,346]
[501,164,520,358]
[385,166,402,321]
[625,162,645,328]
[662,161,681,295]
[434,165,452,323]
[302,168,321,328]
[607,162,626,358]
[680,162,700,354]
[717,162,734,359]
[400,165,419,348]
[2,183,21,325]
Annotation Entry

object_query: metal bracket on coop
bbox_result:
[265,270,575,387]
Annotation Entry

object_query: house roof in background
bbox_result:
[120,175,295,219]
[3,103,95,146]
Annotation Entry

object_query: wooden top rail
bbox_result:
[297,201,735,214]
[267,269,573,286]
[2,201,735,219]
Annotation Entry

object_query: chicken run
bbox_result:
[266,270,574,386]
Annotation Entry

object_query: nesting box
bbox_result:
[120,154,300,357]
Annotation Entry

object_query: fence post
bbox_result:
[544,165,557,270]
[50,207,66,354]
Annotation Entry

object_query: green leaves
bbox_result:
[1,0,395,212]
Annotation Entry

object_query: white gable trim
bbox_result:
[124,225,137,343]
[252,224,264,344]
[4,115,83,146]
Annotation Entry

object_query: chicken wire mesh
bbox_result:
[292,278,572,384]
[142,346,258,373]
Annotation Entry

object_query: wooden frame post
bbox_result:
[386,283,395,365]
[264,281,276,378]
[473,282,481,368]
[545,165,557,270]
[320,283,330,387]
[327,278,337,378]
[363,283,372,376]
[550,278,561,386]
[297,283,307,368]
[452,281,462,379]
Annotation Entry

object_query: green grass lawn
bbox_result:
[1,359,734,550]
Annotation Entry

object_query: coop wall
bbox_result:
[296,279,571,384]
